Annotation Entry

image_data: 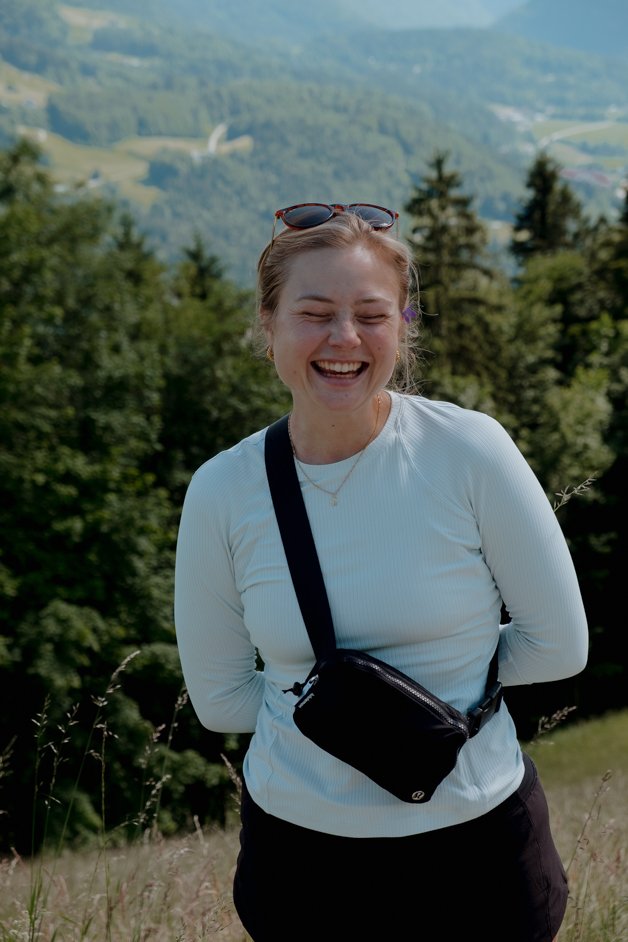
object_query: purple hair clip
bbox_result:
[402,306,418,323]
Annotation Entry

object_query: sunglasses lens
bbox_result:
[281,204,335,228]
[348,204,396,229]
[276,203,398,232]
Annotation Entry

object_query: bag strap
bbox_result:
[264,413,502,734]
[264,414,336,660]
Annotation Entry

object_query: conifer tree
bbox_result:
[404,150,510,412]
[152,234,290,504]
[510,152,584,261]
[507,167,625,717]
[405,150,493,326]
[568,188,628,712]
[593,188,628,305]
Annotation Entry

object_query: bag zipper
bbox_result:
[335,651,470,737]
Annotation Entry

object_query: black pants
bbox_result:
[233,754,568,941]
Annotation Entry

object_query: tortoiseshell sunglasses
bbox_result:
[273,202,399,237]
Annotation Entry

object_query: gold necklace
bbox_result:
[288,395,381,507]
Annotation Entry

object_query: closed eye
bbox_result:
[357,312,389,322]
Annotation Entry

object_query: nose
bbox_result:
[329,313,360,347]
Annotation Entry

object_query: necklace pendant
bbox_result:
[330,495,338,507]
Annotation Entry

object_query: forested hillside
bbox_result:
[0,0,626,282]
[496,0,628,56]
[343,0,522,28]
[34,0,525,37]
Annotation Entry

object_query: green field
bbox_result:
[532,118,628,172]
[14,125,254,208]
[58,3,134,44]
[0,60,58,109]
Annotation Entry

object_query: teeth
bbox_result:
[316,361,362,373]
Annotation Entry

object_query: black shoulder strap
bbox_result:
[264,415,336,659]
[264,414,502,734]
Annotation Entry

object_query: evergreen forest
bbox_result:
[0,138,626,855]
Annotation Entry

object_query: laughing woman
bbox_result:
[174,203,588,941]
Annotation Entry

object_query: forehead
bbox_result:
[280,244,400,301]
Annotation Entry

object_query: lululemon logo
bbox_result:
[411,790,425,801]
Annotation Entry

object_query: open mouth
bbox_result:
[313,360,366,378]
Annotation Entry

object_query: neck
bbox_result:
[289,392,388,464]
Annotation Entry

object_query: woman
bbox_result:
[174,203,588,941]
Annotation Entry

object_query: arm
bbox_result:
[174,463,265,733]
[470,416,589,686]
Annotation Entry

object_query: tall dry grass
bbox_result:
[1,709,626,941]
[527,708,628,942]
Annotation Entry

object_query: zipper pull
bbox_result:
[282,674,319,696]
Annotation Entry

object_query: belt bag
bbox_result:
[265,416,503,804]
[290,647,500,803]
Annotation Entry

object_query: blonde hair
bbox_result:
[254,213,421,391]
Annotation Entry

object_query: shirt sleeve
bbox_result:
[468,414,589,686]
[174,462,265,733]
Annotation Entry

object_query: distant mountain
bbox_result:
[495,0,628,57]
[296,27,628,114]
[339,0,523,30]
[52,0,358,42]
[44,0,625,53]
[66,0,524,40]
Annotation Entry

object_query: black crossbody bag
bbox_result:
[264,415,503,804]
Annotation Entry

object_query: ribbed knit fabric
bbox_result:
[174,392,588,837]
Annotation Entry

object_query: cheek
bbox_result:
[377,321,403,348]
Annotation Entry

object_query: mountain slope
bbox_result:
[296,27,628,113]
[51,0,362,42]
[55,0,525,36]
[339,0,522,29]
[495,0,628,56]
[1,0,626,284]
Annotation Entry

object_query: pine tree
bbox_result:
[507,172,626,719]
[510,151,584,261]
[405,150,493,325]
[568,188,628,713]
[593,188,628,305]
[404,150,510,412]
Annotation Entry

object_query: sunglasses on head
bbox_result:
[274,202,399,233]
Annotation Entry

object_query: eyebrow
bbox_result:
[295,294,390,304]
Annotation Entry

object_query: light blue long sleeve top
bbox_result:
[174,392,588,836]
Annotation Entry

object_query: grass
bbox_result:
[14,127,253,209]
[0,62,59,109]
[16,127,163,208]
[57,5,134,45]
[529,118,628,177]
[1,708,626,941]
[0,824,247,941]
[527,709,628,942]
[532,119,628,148]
